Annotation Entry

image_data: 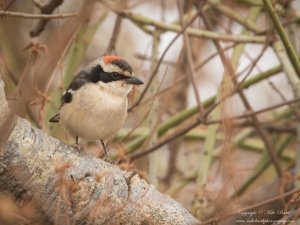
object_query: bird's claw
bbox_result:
[103,157,117,164]
[73,143,83,151]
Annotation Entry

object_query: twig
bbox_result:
[130,115,204,161]
[135,53,176,66]
[177,0,203,115]
[238,122,296,134]
[263,0,300,77]
[105,15,122,54]
[209,2,263,33]
[3,0,16,11]
[268,80,300,118]
[115,9,266,43]
[0,10,77,19]
[207,98,300,125]
[31,0,43,9]
[125,171,138,200]
[105,1,127,54]
[30,0,66,37]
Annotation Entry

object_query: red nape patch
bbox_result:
[103,55,124,64]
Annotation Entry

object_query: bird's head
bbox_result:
[84,55,143,95]
[90,55,144,86]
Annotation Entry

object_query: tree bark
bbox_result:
[0,78,200,224]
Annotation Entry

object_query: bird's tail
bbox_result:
[49,114,60,123]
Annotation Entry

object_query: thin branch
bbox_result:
[3,0,16,11]
[207,98,300,125]
[239,122,296,134]
[31,0,43,9]
[115,9,266,43]
[0,10,77,19]
[130,115,204,161]
[30,0,66,37]
[105,1,127,54]
[268,80,300,118]
[263,0,300,77]
[209,2,263,33]
[105,15,122,54]
[177,0,203,115]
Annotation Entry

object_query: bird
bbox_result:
[49,55,144,158]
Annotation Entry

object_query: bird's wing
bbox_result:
[48,70,90,123]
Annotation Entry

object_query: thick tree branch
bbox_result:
[0,80,200,224]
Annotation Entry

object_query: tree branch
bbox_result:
[30,0,65,37]
[115,9,265,43]
[0,10,77,19]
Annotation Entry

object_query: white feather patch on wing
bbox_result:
[63,89,75,96]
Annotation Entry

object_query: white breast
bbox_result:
[60,82,128,141]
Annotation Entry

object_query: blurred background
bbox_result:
[1,0,300,224]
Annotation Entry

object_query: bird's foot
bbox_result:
[72,136,83,151]
[73,143,83,151]
[99,139,117,164]
[103,157,117,164]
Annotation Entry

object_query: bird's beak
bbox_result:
[126,76,144,85]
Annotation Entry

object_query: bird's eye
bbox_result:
[112,72,120,80]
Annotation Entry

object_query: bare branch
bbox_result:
[30,0,66,37]
[0,10,77,19]
[114,9,265,43]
